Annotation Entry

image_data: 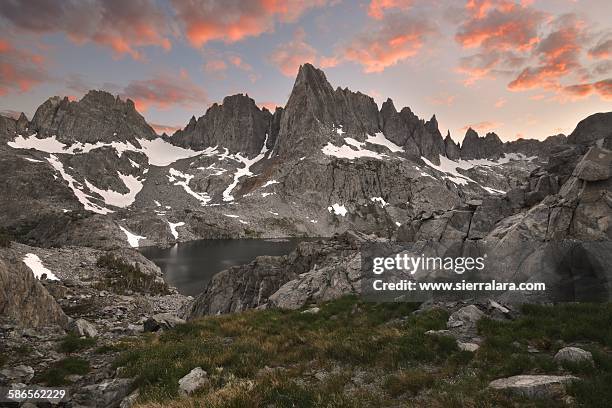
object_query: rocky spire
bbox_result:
[444,131,460,160]
[460,128,504,159]
[171,93,272,157]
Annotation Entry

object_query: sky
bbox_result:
[0,0,610,142]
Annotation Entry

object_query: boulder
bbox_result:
[457,342,480,352]
[554,347,594,365]
[447,305,485,329]
[489,375,578,399]
[68,318,98,338]
[143,313,185,332]
[178,367,209,396]
[0,365,34,383]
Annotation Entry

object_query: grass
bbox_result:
[96,253,168,294]
[37,357,90,386]
[112,297,612,407]
[58,334,97,353]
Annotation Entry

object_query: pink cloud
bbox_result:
[367,0,413,20]
[122,71,208,112]
[0,0,173,60]
[171,0,327,47]
[429,93,456,106]
[342,12,437,73]
[0,40,49,95]
[269,28,334,76]
[461,120,502,132]
[494,97,506,107]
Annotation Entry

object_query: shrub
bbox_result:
[58,334,96,353]
[37,357,90,386]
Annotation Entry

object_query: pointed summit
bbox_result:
[171,93,272,156]
[274,63,379,156]
[461,128,504,159]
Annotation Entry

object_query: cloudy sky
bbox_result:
[0,0,610,141]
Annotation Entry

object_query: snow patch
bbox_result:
[85,173,143,208]
[119,226,146,248]
[370,197,388,207]
[23,253,59,281]
[262,180,279,188]
[169,168,212,205]
[327,203,348,216]
[47,155,113,214]
[367,132,404,153]
[222,135,269,202]
[168,221,185,239]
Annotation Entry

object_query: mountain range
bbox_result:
[4,63,607,251]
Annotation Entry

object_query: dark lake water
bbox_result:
[140,238,307,296]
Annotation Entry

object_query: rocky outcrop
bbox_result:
[460,129,504,160]
[182,232,367,318]
[0,113,28,141]
[567,111,612,148]
[0,255,69,328]
[444,132,460,160]
[379,99,445,162]
[29,90,156,144]
[489,375,578,399]
[170,94,272,157]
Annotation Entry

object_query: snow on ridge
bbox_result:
[367,132,404,153]
[8,134,210,167]
[262,180,279,188]
[322,141,385,160]
[119,226,146,248]
[370,197,388,207]
[169,168,212,205]
[84,173,143,208]
[328,203,348,216]
[224,214,239,218]
[222,135,269,202]
[47,154,113,214]
[23,253,59,281]
[168,221,185,239]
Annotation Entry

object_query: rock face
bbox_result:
[0,255,69,328]
[567,111,612,148]
[170,94,273,157]
[274,63,380,157]
[460,129,504,159]
[489,375,578,399]
[29,90,156,144]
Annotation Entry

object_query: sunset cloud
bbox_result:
[270,28,337,77]
[367,0,413,20]
[122,72,208,112]
[456,1,543,51]
[0,0,174,60]
[0,40,49,95]
[342,12,437,73]
[171,0,327,48]
[588,35,612,59]
[507,14,588,91]
[461,120,502,133]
